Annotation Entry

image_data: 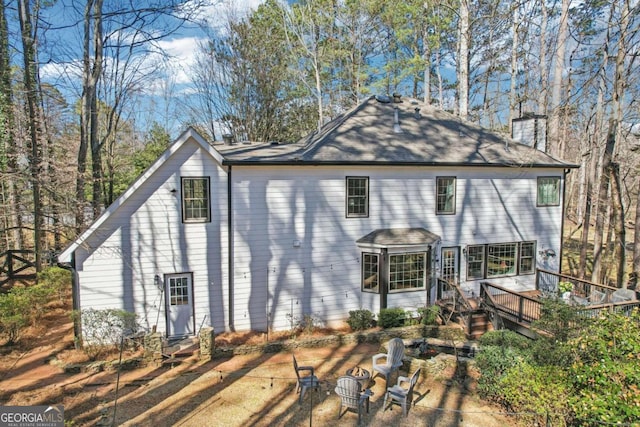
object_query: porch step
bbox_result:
[162,337,200,362]
[468,313,493,340]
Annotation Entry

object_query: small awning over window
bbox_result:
[356,227,441,248]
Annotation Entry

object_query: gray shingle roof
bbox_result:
[216,96,576,168]
[356,228,441,247]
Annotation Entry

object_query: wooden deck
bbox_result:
[480,278,640,338]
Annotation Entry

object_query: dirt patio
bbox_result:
[1,320,524,427]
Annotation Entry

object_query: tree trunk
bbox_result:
[457,0,469,120]
[548,0,569,157]
[0,0,22,250]
[89,0,104,219]
[632,175,640,288]
[610,163,625,286]
[509,3,519,134]
[18,0,43,270]
[537,1,548,115]
[591,0,629,286]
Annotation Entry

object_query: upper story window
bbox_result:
[346,176,369,217]
[436,177,456,214]
[182,177,210,222]
[537,177,560,206]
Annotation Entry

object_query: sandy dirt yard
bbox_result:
[0,311,524,427]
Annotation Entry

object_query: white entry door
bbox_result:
[441,247,460,285]
[165,274,194,337]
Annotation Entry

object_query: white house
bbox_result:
[58,95,577,340]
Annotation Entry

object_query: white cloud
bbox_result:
[158,36,205,85]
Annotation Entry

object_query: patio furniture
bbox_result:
[382,368,421,417]
[346,366,370,390]
[612,288,636,303]
[292,354,319,404]
[372,337,405,385]
[588,289,607,305]
[334,375,372,424]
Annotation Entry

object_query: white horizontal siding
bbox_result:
[75,138,229,336]
[230,165,564,331]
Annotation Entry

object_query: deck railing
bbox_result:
[536,268,617,302]
[436,277,480,333]
[480,275,640,334]
[480,281,542,326]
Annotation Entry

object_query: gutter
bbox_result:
[57,253,82,347]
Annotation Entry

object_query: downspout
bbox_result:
[227,165,235,331]
[58,252,81,347]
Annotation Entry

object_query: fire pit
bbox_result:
[346,366,370,390]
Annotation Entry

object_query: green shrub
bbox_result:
[567,309,640,425]
[37,266,71,304]
[479,330,531,350]
[500,362,570,426]
[378,307,405,329]
[417,305,440,325]
[0,283,56,343]
[78,308,137,359]
[0,290,31,343]
[475,344,528,400]
[346,309,374,331]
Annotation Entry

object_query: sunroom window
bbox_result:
[389,252,426,291]
[362,253,379,293]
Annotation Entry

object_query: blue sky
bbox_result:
[35,0,264,137]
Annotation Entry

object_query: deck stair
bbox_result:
[467,311,493,340]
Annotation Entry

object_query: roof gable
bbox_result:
[58,127,223,263]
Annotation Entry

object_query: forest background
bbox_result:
[0,0,638,288]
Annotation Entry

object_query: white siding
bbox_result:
[230,165,564,331]
[72,140,565,336]
[74,139,229,336]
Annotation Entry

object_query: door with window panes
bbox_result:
[441,247,460,285]
[165,274,195,337]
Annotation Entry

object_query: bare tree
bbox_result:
[18,0,44,269]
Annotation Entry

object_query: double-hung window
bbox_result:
[466,245,485,280]
[362,253,379,293]
[519,241,536,274]
[182,177,211,222]
[436,177,456,214]
[537,177,560,206]
[346,177,369,217]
